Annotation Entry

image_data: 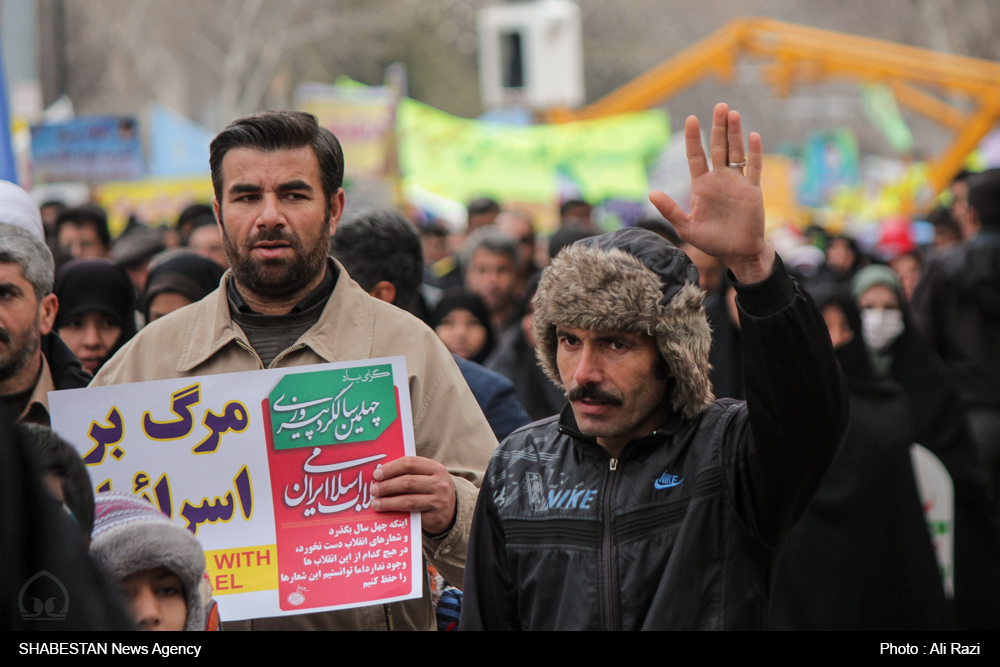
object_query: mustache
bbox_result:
[568,384,623,406]
[0,327,9,345]
[243,227,303,250]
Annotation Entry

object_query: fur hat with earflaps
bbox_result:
[532,227,715,419]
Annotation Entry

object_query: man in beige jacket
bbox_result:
[91,111,498,630]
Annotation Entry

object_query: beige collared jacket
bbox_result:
[19,354,56,426]
[91,260,498,630]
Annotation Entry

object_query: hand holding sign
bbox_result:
[50,356,425,620]
[371,457,457,535]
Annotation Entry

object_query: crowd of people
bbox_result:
[2,104,1000,632]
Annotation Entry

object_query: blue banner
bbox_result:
[149,103,213,177]
[31,116,144,183]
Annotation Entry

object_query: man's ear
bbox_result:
[328,188,346,238]
[369,281,396,305]
[39,294,58,336]
[212,196,223,231]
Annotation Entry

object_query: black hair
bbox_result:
[177,203,214,229]
[559,199,591,217]
[951,169,974,185]
[16,423,95,536]
[54,204,111,248]
[467,197,500,217]
[926,206,960,234]
[462,225,520,268]
[329,209,424,315]
[635,218,682,246]
[39,200,68,212]
[418,221,448,239]
[548,223,597,260]
[189,213,219,231]
[967,168,1000,228]
[209,111,344,206]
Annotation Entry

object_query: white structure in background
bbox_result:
[911,444,955,599]
[478,0,584,111]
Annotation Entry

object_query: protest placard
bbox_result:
[48,356,422,621]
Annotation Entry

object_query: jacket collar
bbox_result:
[40,332,91,390]
[176,258,374,372]
[19,354,55,425]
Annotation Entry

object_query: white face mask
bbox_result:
[861,307,904,351]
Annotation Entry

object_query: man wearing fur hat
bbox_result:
[460,104,849,630]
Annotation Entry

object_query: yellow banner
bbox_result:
[204,544,279,596]
[760,155,802,230]
[296,82,397,178]
[94,175,214,239]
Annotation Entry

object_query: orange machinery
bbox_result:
[549,17,1000,195]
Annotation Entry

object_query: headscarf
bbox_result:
[430,288,496,364]
[771,284,952,630]
[53,259,136,358]
[851,263,905,306]
[817,268,1000,630]
[809,283,870,382]
[851,264,906,376]
[143,252,225,321]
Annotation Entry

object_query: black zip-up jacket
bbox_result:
[460,258,849,630]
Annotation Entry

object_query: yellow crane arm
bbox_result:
[551,17,1000,194]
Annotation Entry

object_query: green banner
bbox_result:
[268,365,397,450]
[398,99,669,204]
[861,84,914,154]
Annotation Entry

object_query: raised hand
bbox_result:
[649,103,775,284]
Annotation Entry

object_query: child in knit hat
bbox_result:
[90,491,212,631]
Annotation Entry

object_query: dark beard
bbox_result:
[221,218,330,299]
[0,317,41,383]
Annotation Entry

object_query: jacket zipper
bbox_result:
[234,338,265,369]
[268,343,306,369]
[233,340,307,370]
[383,603,394,631]
[602,456,620,631]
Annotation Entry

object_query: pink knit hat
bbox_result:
[90,491,206,631]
